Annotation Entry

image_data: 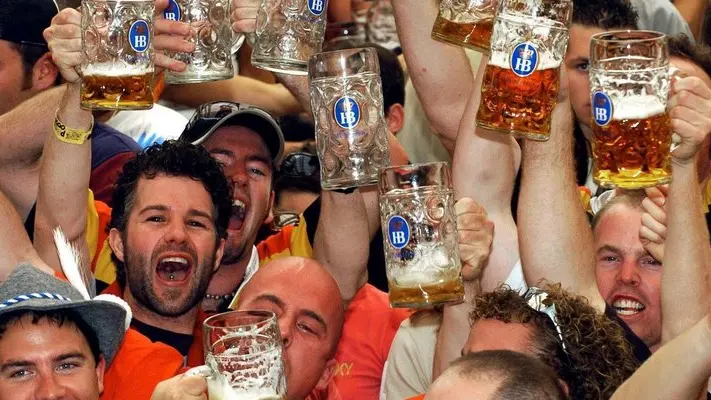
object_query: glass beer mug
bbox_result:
[187,310,287,400]
[81,0,155,110]
[589,31,673,189]
[378,162,465,308]
[163,0,245,84]
[308,47,390,190]
[475,0,572,140]
[252,0,330,75]
[431,0,497,53]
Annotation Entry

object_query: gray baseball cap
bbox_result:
[0,264,127,366]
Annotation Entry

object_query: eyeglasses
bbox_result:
[279,152,320,179]
[523,287,569,355]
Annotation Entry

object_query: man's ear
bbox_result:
[95,355,107,394]
[108,228,125,262]
[30,53,59,92]
[213,238,225,272]
[385,103,405,135]
[263,190,276,225]
[313,358,337,391]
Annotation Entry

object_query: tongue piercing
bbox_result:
[169,274,175,281]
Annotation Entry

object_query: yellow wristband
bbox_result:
[53,111,94,145]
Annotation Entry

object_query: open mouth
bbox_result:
[612,297,646,316]
[155,256,193,284]
[229,199,246,231]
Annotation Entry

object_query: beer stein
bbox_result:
[186,310,287,400]
[431,0,497,53]
[590,31,673,189]
[81,0,155,110]
[366,0,400,52]
[378,162,464,308]
[475,0,573,140]
[308,47,390,190]
[163,0,245,84]
[251,0,330,75]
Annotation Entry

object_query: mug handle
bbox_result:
[185,365,214,379]
[231,33,246,55]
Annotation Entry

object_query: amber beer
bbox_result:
[592,95,672,189]
[80,66,154,110]
[389,276,465,308]
[476,54,560,140]
[431,14,494,52]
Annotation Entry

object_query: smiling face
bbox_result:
[110,174,224,317]
[0,315,105,400]
[201,126,275,265]
[594,203,662,350]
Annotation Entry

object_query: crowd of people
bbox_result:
[1,0,711,399]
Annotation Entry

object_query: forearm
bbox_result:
[274,73,311,119]
[162,76,302,116]
[672,0,707,39]
[612,315,711,400]
[0,188,52,278]
[433,281,480,379]
[518,103,604,310]
[34,84,91,269]
[392,0,473,142]
[312,190,370,302]
[0,86,65,166]
[662,160,711,343]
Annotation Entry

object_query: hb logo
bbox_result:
[592,91,613,126]
[387,216,410,250]
[308,0,326,16]
[510,42,539,78]
[129,20,150,53]
[163,0,181,21]
[334,96,361,129]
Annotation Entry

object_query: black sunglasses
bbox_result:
[279,152,320,179]
[182,101,257,142]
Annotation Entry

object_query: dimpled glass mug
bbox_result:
[378,162,465,308]
[186,310,287,400]
[308,47,390,190]
[163,0,246,84]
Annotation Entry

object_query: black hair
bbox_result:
[572,0,638,30]
[322,40,406,114]
[668,33,711,79]
[0,309,102,366]
[108,140,233,288]
[9,43,62,88]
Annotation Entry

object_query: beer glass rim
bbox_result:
[308,46,379,78]
[590,30,667,45]
[203,309,277,329]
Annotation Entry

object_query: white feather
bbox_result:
[53,227,91,300]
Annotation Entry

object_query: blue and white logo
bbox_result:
[592,91,613,126]
[129,20,150,53]
[308,0,326,16]
[510,42,539,78]
[163,0,181,21]
[387,216,410,250]
[334,96,361,129]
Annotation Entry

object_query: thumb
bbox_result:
[154,0,169,15]
[179,375,208,396]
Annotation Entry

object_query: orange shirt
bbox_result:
[407,395,425,400]
[333,284,411,400]
[101,329,185,400]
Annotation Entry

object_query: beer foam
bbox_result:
[82,63,153,77]
[611,95,666,120]
[489,49,561,71]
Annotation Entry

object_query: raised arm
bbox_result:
[611,314,711,400]
[517,69,605,312]
[660,75,711,343]
[392,0,475,150]
[432,56,521,378]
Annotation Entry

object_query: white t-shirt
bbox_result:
[629,0,694,42]
[107,103,188,149]
[380,260,528,399]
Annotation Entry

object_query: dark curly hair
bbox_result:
[469,284,639,400]
[109,140,233,288]
[572,0,638,30]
